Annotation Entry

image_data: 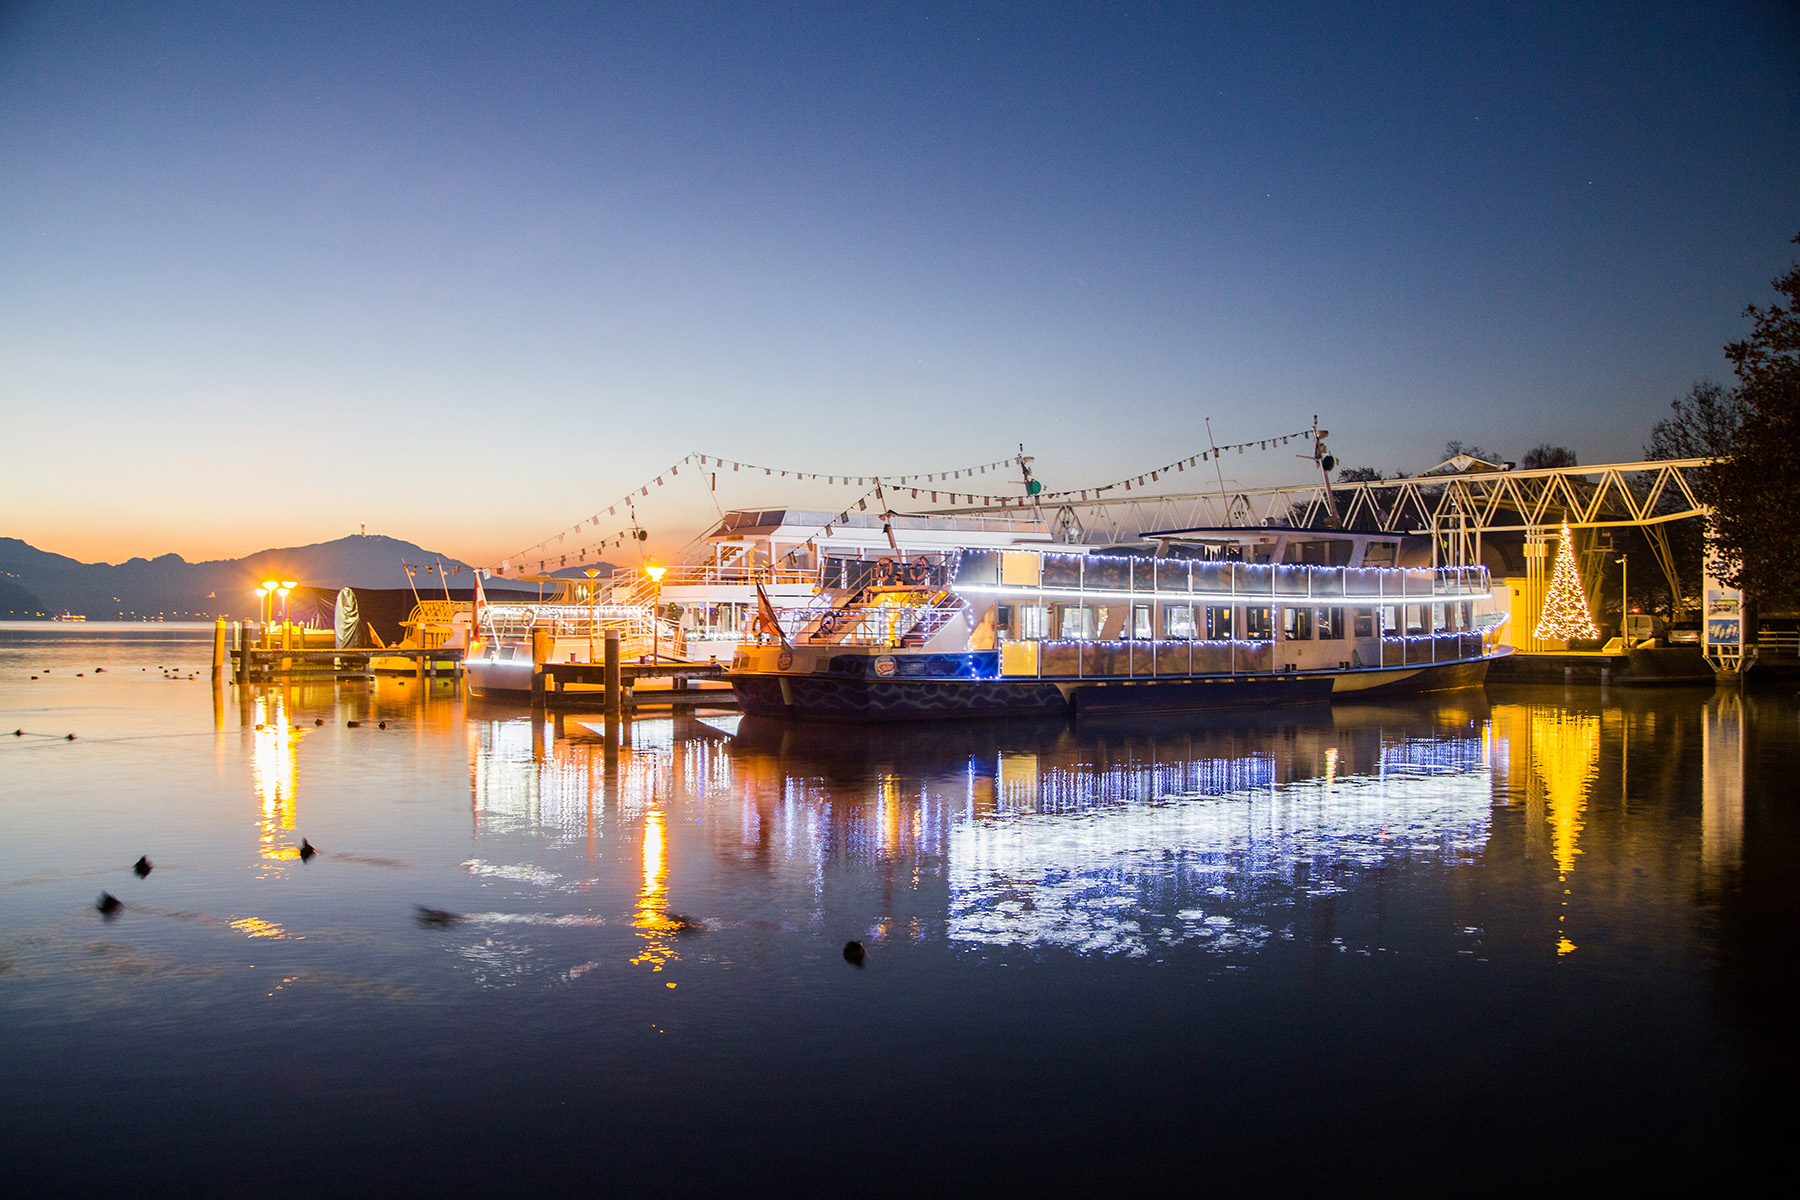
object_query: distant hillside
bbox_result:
[1,576,47,618]
[0,535,481,620]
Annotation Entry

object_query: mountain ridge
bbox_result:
[1,534,482,619]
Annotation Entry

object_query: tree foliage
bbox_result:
[1654,234,1800,605]
[1520,443,1579,469]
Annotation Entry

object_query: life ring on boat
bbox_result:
[908,556,932,585]
[817,611,840,635]
[875,557,897,585]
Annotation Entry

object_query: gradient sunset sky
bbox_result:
[2,1,1796,568]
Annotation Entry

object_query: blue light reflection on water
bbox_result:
[0,623,1791,1191]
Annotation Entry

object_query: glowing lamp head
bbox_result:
[645,563,668,584]
[261,581,279,594]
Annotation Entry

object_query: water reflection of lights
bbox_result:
[250,693,300,866]
[1523,708,1599,956]
[631,808,677,971]
[948,738,1491,958]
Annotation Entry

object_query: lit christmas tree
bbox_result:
[1533,519,1599,642]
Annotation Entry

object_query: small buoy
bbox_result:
[133,856,152,878]
[377,721,387,730]
[314,718,323,726]
[76,673,83,677]
[843,940,866,966]
[97,892,122,915]
[29,676,36,680]
[415,905,460,927]
[94,667,104,673]
[299,838,317,862]
[65,733,75,741]
[347,720,360,728]
[12,729,20,736]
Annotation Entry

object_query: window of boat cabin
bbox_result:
[1130,605,1152,639]
[1431,603,1446,632]
[1382,605,1398,635]
[1164,605,1198,640]
[1283,606,1312,640]
[1450,602,1467,631]
[1404,604,1426,635]
[1019,605,1050,640]
[1204,605,1232,640]
[1060,605,1097,639]
[1243,606,1273,640]
[1353,607,1375,638]
[1317,607,1345,640]
[997,605,1014,637]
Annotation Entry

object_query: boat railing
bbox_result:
[744,602,965,649]
[996,626,1496,679]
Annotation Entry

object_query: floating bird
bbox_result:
[94,667,103,673]
[299,838,317,863]
[133,856,152,878]
[414,905,460,927]
[666,913,705,933]
[12,730,19,736]
[378,721,387,729]
[843,940,866,966]
[314,718,323,726]
[347,720,361,728]
[65,733,75,741]
[97,892,122,915]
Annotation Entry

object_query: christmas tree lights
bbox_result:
[1533,520,1599,642]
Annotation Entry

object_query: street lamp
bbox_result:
[279,580,297,627]
[260,580,278,629]
[645,562,668,664]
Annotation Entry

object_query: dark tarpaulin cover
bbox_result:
[289,586,536,648]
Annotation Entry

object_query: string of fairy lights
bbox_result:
[487,428,1322,578]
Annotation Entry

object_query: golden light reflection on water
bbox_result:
[250,693,301,866]
[631,808,677,971]
[1525,708,1600,955]
[229,917,294,939]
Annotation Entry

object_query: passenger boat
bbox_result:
[728,528,1510,720]
[465,508,1055,700]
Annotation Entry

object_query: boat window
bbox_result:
[1405,605,1426,635]
[1205,606,1233,641]
[1019,605,1050,640]
[1353,607,1374,638]
[1060,605,1097,639]
[1244,606,1273,640]
[1283,606,1313,640]
[954,550,1000,586]
[997,605,1014,635]
[1382,606,1399,634]
[1164,606,1197,640]
[1317,607,1344,640]
[498,645,517,661]
[1085,557,1129,591]
[1041,554,1083,588]
[1131,605,1152,639]
[1155,560,1191,593]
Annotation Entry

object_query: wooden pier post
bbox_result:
[531,628,551,708]
[212,619,227,677]
[235,622,249,685]
[604,632,621,719]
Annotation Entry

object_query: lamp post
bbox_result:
[260,581,278,634]
[1616,556,1628,641]
[279,581,296,627]
[645,562,667,664]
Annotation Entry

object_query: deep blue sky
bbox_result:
[2,1,1796,564]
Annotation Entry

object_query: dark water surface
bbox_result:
[2,624,1795,1193]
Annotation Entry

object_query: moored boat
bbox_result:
[727,528,1510,721]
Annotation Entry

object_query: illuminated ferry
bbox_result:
[727,528,1510,720]
[465,508,1054,699]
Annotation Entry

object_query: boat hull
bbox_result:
[730,654,1494,721]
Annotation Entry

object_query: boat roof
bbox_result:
[1138,526,1402,546]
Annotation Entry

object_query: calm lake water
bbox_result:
[2,622,1794,1194]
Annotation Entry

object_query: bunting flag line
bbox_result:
[485,428,1317,575]
[487,449,1026,575]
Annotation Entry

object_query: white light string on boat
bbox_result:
[487,450,1024,577]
